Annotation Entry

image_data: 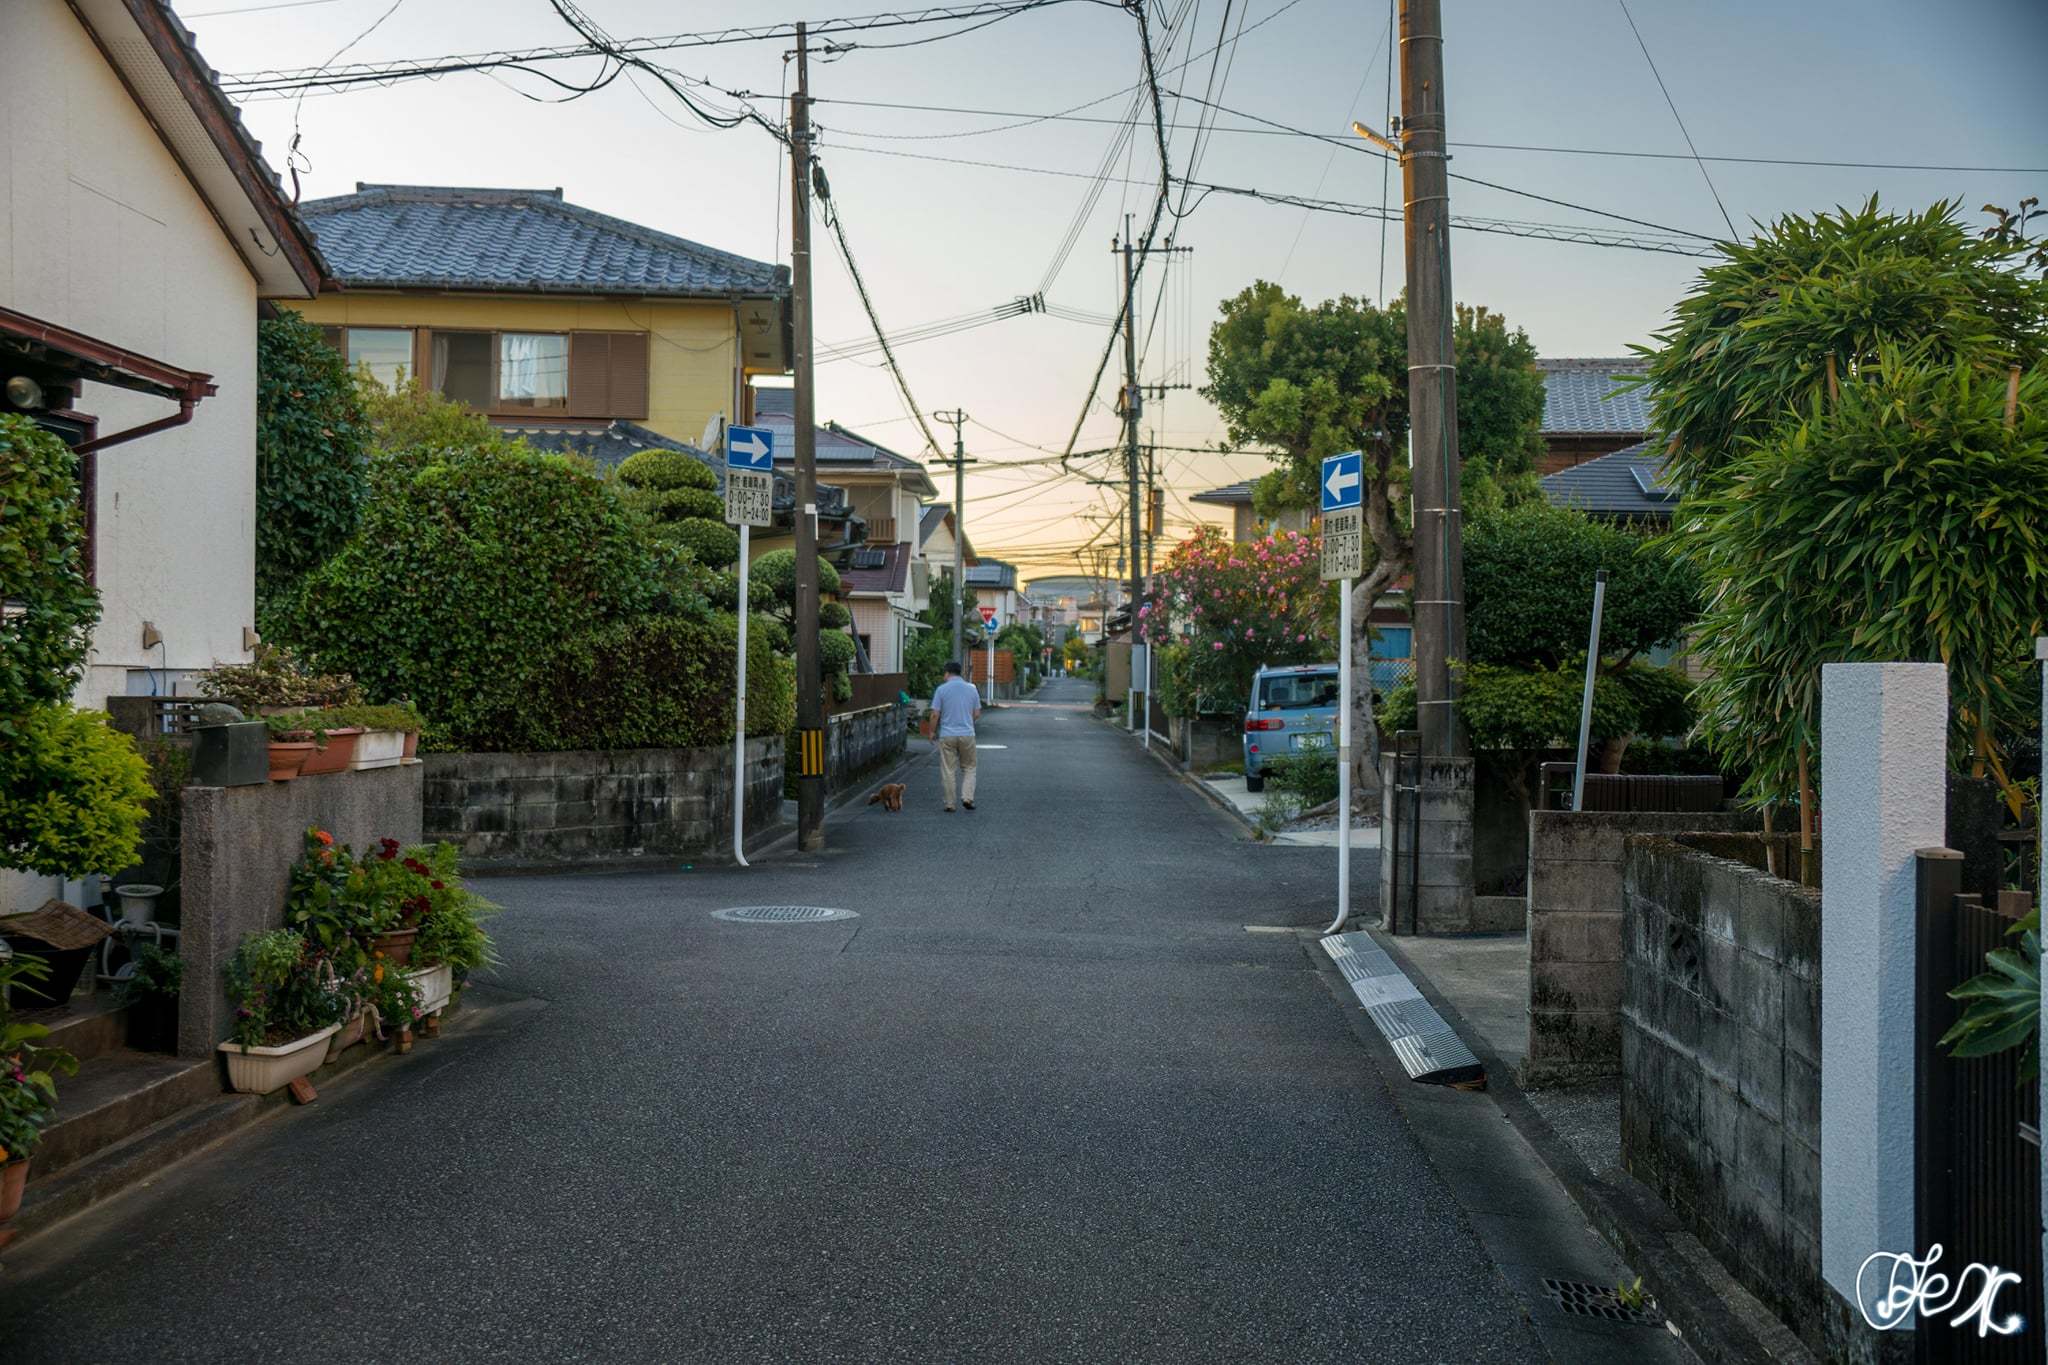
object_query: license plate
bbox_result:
[1293,732,1331,751]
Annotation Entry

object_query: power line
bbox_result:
[1615,0,1737,239]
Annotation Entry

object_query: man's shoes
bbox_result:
[944,806,955,813]
[963,801,976,811]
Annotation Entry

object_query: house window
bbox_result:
[341,328,413,390]
[498,333,569,410]
[431,332,493,409]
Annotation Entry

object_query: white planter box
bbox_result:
[350,729,407,771]
[406,962,454,1016]
[219,1023,341,1095]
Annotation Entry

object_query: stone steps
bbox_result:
[30,1049,220,1181]
[17,995,128,1064]
[6,1092,256,1245]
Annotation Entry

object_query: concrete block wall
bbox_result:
[422,738,783,865]
[826,703,907,796]
[1524,808,1757,1086]
[1380,756,1489,932]
[1620,833,1825,1352]
[180,764,423,1058]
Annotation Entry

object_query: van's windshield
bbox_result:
[1259,672,1339,710]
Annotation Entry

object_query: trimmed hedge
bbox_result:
[0,416,99,732]
[0,706,152,877]
[256,311,367,607]
[662,517,741,569]
[616,448,716,491]
[524,613,794,751]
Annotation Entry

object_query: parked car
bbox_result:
[1242,663,1340,792]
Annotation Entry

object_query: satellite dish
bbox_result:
[700,412,725,452]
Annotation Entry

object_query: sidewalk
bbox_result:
[1199,773,1384,847]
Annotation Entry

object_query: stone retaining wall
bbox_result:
[1621,833,1824,1352]
[1524,808,1756,1086]
[827,703,907,795]
[423,738,783,864]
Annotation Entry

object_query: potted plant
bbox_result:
[408,841,499,1020]
[217,929,349,1095]
[325,703,423,772]
[194,650,361,716]
[0,952,79,1239]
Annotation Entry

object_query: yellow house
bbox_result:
[292,183,788,446]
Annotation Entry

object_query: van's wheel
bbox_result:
[1245,774,1265,793]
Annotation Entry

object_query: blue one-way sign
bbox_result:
[1321,450,1362,512]
[727,424,774,470]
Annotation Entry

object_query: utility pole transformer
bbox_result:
[1402,0,1467,760]
[790,23,825,852]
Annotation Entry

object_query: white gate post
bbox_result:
[1819,662,1948,1317]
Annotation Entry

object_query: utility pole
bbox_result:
[790,22,825,852]
[933,408,973,668]
[1403,0,1466,761]
[1118,216,1142,656]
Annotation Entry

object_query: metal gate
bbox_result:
[1914,848,2043,1365]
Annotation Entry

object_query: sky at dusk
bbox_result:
[182,0,2048,583]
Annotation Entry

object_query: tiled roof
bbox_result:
[918,504,949,545]
[964,561,1016,589]
[1540,441,1675,522]
[299,184,786,297]
[1540,358,1652,435]
[1191,481,1254,506]
[838,541,910,596]
[504,420,849,518]
[750,388,932,477]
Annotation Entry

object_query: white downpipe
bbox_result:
[732,522,752,867]
[1570,570,1609,813]
[1326,582,1354,935]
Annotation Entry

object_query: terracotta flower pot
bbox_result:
[0,1158,27,1225]
[402,730,419,760]
[298,727,363,776]
[325,1010,367,1063]
[369,927,418,966]
[268,739,315,781]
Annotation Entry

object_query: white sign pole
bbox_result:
[732,522,752,867]
[1570,570,1609,813]
[1326,581,1354,935]
[986,629,995,706]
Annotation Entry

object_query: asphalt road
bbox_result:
[0,677,1559,1362]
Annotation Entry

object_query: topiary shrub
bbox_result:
[525,613,794,751]
[0,415,99,735]
[615,448,716,492]
[637,486,726,523]
[0,706,152,876]
[271,442,661,750]
[663,518,740,570]
[257,311,367,609]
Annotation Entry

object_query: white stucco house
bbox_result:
[1,0,327,710]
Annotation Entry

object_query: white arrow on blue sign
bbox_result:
[727,424,775,471]
[1321,450,1363,512]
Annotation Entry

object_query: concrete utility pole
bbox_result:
[1403,0,1467,761]
[933,408,971,668]
[1118,218,1143,652]
[790,23,825,852]
[1387,0,1475,932]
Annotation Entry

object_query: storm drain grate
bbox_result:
[1541,1279,1662,1327]
[712,905,859,924]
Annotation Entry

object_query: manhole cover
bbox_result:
[1541,1279,1662,1327]
[711,905,858,924]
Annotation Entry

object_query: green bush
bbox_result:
[661,517,740,569]
[0,416,100,732]
[616,448,716,491]
[0,706,153,876]
[356,375,510,459]
[637,486,725,523]
[523,613,794,751]
[257,311,368,608]
[272,442,661,751]
[905,626,951,697]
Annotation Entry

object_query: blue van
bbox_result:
[1242,663,1340,792]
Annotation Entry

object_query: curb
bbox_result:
[1367,930,1810,1365]
[743,738,933,861]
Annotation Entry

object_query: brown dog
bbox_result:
[867,783,906,812]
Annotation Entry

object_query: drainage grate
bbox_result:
[1541,1279,1662,1327]
[711,905,859,924]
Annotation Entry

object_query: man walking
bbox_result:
[929,660,982,812]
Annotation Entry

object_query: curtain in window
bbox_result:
[500,334,567,404]
[431,334,451,392]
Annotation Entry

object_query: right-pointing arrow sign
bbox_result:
[1321,450,1363,512]
[726,424,774,470]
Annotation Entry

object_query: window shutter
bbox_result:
[608,332,649,419]
[567,333,611,419]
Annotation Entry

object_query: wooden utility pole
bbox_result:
[790,23,825,851]
[1402,0,1466,760]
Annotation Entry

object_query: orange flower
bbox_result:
[314,830,334,847]
[373,965,384,983]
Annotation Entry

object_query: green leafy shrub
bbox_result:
[524,613,795,751]
[356,374,510,458]
[0,415,99,733]
[663,517,740,569]
[615,448,716,492]
[222,928,351,1049]
[637,486,725,523]
[616,446,736,567]
[257,311,368,608]
[0,954,79,1162]
[0,706,152,876]
[195,649,362,713]
[114,945,183,1007]
[271,443,661,750]
[905,626,951,697]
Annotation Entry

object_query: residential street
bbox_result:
[0,680,1657,1362]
